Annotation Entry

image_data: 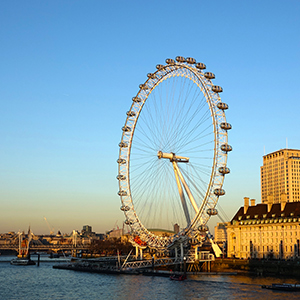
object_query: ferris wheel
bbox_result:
[117,56,232,249]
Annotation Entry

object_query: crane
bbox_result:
[43,217,55,235]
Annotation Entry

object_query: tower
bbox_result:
[261,149,300,204]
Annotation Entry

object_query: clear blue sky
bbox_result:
[0,1,299,235]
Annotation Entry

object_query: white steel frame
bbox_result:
[117,58,230,249]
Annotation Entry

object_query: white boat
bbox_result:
[10,227,36,266]
[10,257,35,265]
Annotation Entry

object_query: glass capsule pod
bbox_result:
[132,96,142,103]
[212,85,223,93]
[156,64,164,70]
[214,188,225,196]
[196,62,206,70]
[116,174,126,180]
[122,126,131,132]
[125,219,133,225]
[204,72,215,79]
[188,238,198,245]
[147,73,156,79]
[221,144,232,152]
[119,142,128,148]
[218,166,230,175]
[207,208,218,216]
[139,84,148,90]
[198,225,209,232]
[165,58,175,64]
[118,190,127,196]
[126,111,136,117]
[120,205,130,212]
[186,57,196,64]
[175,56,186,63]
[117,158,126,164]
[217,102,229,110]
[220,122,232,130]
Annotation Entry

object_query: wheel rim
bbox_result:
[118,58,231,249]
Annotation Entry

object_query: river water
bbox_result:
[1,255,300,299]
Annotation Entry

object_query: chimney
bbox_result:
[250,199,255,206]
[267,195,273,213]
[281,199,287,211]
[244,197,249,214]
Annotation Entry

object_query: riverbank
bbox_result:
[50,257,300,278]
[211,258,300,278]
[53,262,238,277]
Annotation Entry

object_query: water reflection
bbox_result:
[0,256,300,300]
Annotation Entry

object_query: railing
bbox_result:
[122,253,213,270]
[0,244,90,251]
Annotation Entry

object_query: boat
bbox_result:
[10,257,35,265]
[262,283,300,291]
[170,274,187,281]
[10,227,36,266]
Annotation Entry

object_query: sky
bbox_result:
[0,1,300,235]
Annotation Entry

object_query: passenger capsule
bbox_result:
[132,96,142,103]
[125,219,133,225]
[196,62,206,70]
[186,57,196,64]
[126,111,136,117]
[212,85,223,93]
[204,72,215,79]
[175,56,186,63]
[221,144,233,153]
[139,84,148,90]
[189,238,198,245]
[119,142,128,148]
[217,102,229,110]
[120,205,130,211]
[118,190,127,196]
[156,64,164,70]
[220,122,232,130]
[218,166,230,175]
[116,174,126,180]
[165,58,175,64]
[122,126,131,132]
[117,158,126,164]
[147,73,156,79]
[198,225,209,232]
[207,208,218,216]
[214,188,225,196]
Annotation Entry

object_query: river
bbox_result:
[1,255,300,299]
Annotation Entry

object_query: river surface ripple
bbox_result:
[1,255,300,300]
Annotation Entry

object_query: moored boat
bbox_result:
[10,227,36,266]
[262,283,300,291]
[170,274,187,281]
[10,257,35,265]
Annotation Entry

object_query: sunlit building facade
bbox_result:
[214,222,228,243]
[227,148,300,259]
[227,197,300,259]
[261,149,300,204]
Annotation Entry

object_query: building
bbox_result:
[227,148,300,259]
[227,197,300,259]
[261,149,300,204]
[214,222,228,243]
[82,225,92,234]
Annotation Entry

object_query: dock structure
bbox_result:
[53,250,216,276]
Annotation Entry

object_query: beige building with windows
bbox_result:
[261,149,300,204]
[227,149,300,259]
[214,222,228,243]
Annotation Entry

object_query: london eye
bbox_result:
[117,56,232,249]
